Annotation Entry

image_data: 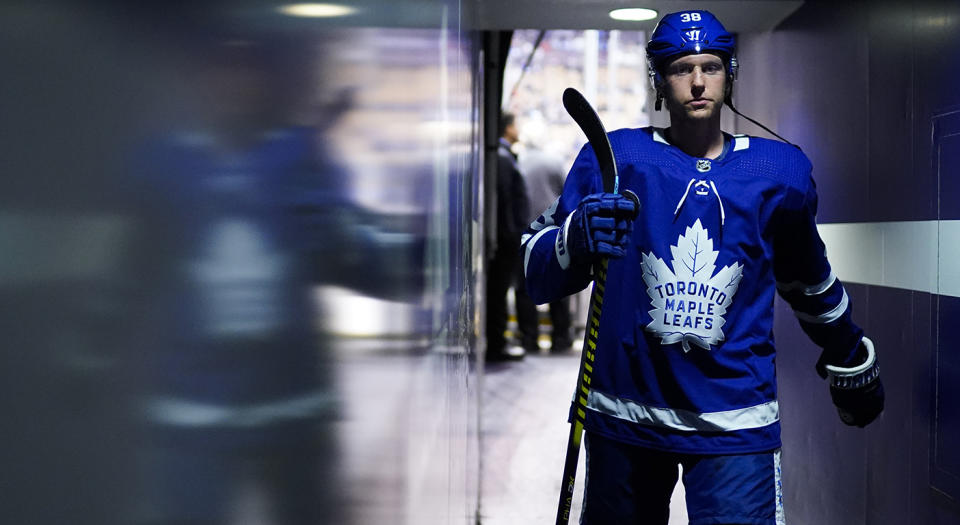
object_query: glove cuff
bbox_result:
[825,336,880,390]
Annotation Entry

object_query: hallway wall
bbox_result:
[735,2,960,523]
[308,7,485,524]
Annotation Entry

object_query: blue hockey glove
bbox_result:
[562,192,638,265]
[818,336,884,428]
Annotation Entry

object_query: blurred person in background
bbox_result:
[516,119,574,354]
[486,111,531,362]
[1,3,426,524]
[128,30,340,525]
[127,13,429,523]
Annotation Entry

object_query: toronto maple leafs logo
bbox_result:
[641,219,743,352]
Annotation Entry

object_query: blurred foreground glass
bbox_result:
[0,1,476,524]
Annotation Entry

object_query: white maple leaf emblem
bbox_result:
[641,219,743,352]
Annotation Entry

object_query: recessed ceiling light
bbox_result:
[278,3,358,18]
[609,8,658,21]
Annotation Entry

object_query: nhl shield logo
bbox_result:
[696,159,712,172]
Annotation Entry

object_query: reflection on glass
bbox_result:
[2,2,479,524]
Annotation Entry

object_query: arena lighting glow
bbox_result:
[278,3,357,17]
[608,8,658,21]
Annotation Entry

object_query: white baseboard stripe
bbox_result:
[816,220,960,298]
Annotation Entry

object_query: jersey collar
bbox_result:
[651,127,748,167]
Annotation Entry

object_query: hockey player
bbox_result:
[522,10,884,524]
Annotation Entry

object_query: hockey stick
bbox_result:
[555,88,633,525]
[562,88,619,194]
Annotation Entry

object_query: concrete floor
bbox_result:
[479,347,688,525]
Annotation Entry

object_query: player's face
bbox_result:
[661,53,727,122]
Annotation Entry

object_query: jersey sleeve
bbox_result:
[519,142,602,305]
[773,174,864,366]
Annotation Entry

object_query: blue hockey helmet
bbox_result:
[646,10,738,91]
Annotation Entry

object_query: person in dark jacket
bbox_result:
[516,138,574,353]
[486,111,531,361]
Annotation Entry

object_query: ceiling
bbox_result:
[216,1,805,35]
[472,0,804,33]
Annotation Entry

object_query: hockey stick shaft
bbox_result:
[555,260,607,524]
[555,88,618,525]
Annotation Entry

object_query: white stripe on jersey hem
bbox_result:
[793,288,849,324]
[525,225,558,275]
[586,390,780,432]
[776,272,837,295]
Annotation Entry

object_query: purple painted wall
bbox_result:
[737,2,960,523]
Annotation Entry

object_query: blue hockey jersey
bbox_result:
[522,127,864,454]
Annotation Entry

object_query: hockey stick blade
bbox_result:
[562,87,617,193]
